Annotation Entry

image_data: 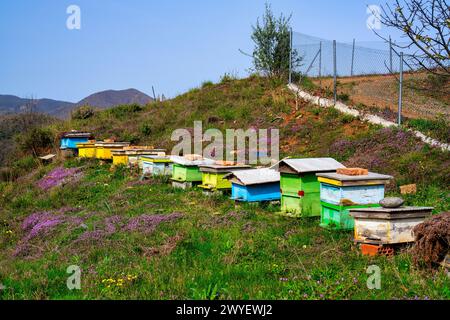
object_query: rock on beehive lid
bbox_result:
[336,168,369,176]
[380,197,405,208]
[215,160,237,166]
[185,154,203,161]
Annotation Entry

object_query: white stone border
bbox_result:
[288,83,450,152]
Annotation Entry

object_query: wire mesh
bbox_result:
[291,32,448,122]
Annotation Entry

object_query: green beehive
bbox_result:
[277,158,345,218]
[170,156,215,189]
[320,202,381,230]
[172,163,203,182]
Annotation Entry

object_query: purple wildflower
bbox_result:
[14,209,86,257]
[123,213,183,234]
[36,167,83,191]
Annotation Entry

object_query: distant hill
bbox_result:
[77,89,153,109]
[0,88,153,119]
[0,95,75,119]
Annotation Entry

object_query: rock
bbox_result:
[380,197,404,208]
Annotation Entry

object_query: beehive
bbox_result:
[277,158,345,218]
[198,164,250,191]
[111,150,129,165]
[77,141,97,158]
[112,149,166,167]
[170,156,215,187]
[226,168,280,202]
[316,171,393,230]
[141,155,173,176]
[349,207,433,244]
[60,131,93,150]
[95,142,130,160]
[126,149,166,166]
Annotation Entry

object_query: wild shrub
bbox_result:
[16,127,55,156]
[109,104,143,119]
[71,106,95,120]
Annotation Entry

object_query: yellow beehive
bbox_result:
[77,142,97,158]
[95,142,130,160]
[112,150,129,165]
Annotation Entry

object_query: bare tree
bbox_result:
[373,0,449,75]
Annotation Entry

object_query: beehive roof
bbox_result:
[62,131,92,138]
[316,172,393,182]
[225,168,280,186]
[170,155,215,166]
[278,158,345,174]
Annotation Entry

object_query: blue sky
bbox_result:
[0,0,402,102]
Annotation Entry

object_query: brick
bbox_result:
[336,168,369,176]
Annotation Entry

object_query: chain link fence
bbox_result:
[290,32,449,124]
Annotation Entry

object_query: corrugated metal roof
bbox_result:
[316,172,393,181]
[62,132,92,138]
[141,155,171,161]
[350,206,434,213]
[280,158,345,173]
[170,155,215,166]
[226,168,280,186]
[199,164,251,173]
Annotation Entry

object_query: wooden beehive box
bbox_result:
[60,131,93,150]
[349,207,434,245]
[127,149,166,166]
[316,171,393,230]
[226,168,280,202]
[170,156,215,186]
[77,141,97,158]
[95,142,130,160]
[198,164,250,191]
[141,155,173,176]
[277,158,345,218]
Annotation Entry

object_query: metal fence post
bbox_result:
[333,40,337,104]
[389,36,393,73]
[319,41,322,78]
[289,28,293,84]
[398,52,404,126]
[351,38,355,76]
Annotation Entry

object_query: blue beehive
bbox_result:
[60,131,93,150]
[316,171,393,230]
[225,168,280,202]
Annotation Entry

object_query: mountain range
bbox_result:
[0,88,154,119]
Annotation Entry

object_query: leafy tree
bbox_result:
[251,3,302,79]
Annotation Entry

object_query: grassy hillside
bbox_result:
[0,76,448,299]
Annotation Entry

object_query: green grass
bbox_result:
[406,117,449,143]
[0,159,448,300]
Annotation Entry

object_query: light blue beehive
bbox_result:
[226,168,280,202]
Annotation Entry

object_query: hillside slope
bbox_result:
[0,76,448,300]
[61,75,449,189]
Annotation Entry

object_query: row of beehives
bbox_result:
[59,131,166,164]
[60,131,434,255]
